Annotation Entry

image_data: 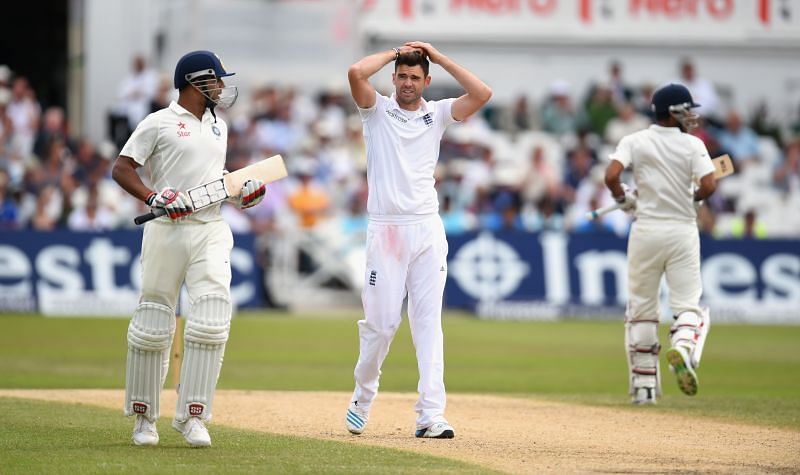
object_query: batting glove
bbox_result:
[145,187,194,221]
[614,183,637,213]
[239,179,266,209]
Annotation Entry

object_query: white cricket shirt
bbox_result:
[610,124,715,224]
[120,101,228,223]
[358,92,456,222]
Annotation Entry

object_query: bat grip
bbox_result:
[134,207,167,225]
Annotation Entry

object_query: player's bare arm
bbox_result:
[405,41,492,121]
[604,160,626,199]
[694,172,716,202]
[348,46,418,109]
[112,155,152,203]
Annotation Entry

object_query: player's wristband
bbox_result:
[392,47,400,61]
[145,192,156,206]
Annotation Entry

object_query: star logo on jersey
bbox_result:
[177,121,190,137]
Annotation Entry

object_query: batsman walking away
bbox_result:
[111,50,267,447]
[344,41,491,439]
[604,83,717,405]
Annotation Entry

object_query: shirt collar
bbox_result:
[388,93,430,118]
[649,124,681,133]
[169,101,212,122]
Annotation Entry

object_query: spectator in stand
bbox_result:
[0,169,18,228]
[716,111,760,164]
[67,185,116,231]
[541,80,578,136]
[33,106,68,160]
[288,162,330,229]
[774,138,800,193]
[677,59,720,123]
[520,145,559,205]
[608,61,634,105]
[508,94,538,132]
[7,76,41,159]
[115,55,158,134]
[29,185,60,231]
[584,82,617,137]
[0,87,14,155]
[561,147,593,204]
[635,83,656,121]
[605,102,650,146]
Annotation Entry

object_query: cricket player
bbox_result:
[344,42,491,438]
[604,83,716,405]
[111,50,266,446]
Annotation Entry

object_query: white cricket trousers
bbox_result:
[140,220,233,308]
[352,215,449,429]
[627,220,704,320]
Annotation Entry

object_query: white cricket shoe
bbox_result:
[173,417,211,447]
[345,400,369,435]
[666,345,699,396]
[132,415,159,446]
[415,422,455,439]
[631,387,657,405]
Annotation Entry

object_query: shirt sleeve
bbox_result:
[357,91,382,121]
[609,135,633,168]
[691,138,716,178]
[120,113,159,166]
[435,98,458,128]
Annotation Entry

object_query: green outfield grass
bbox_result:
[1,312,799,473]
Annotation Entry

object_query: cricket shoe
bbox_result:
[345,401,369,435]
[172,417,211,447]
[132,415,159,446]
[631,387,657,405]
[666,345,699,396]
[415,422,455,439]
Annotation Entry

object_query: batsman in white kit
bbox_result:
[344,42,491,438]
[604,83,717,405]
[111,50,266,446]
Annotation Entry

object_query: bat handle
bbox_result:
[585,203,620,221]
[134,207,167,225]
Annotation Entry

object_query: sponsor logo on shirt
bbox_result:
[385,109,408,123]
[212,125,221,137]
[177,121,191,137]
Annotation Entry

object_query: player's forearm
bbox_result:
[348,50,396,82]
[604,162,625,199]
[437,56,492,103]
[112,156,153,203]
[694,173,717,202]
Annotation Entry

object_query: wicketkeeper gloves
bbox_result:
[145,187,194,221]
[239,179,266,209]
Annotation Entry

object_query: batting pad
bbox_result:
[625,318,661,396]
[174,294,231,422]
[125,302,176,421]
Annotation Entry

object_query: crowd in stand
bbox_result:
[2,57,800,239]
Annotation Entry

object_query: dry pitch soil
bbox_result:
[1,389,798,474]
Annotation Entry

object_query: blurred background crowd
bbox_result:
[2,55,800,239]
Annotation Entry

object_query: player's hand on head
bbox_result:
[146,187,194,221]
[615,183,637,213]
[239,178,266,209]
[404,41,441,63]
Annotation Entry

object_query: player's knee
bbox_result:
[358,319,399,340]
[184,294,231,346]
[128,302,175,351]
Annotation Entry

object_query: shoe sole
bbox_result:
[666,348,698,396]
[415,429,455,439]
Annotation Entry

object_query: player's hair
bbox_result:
[395,51,429,76]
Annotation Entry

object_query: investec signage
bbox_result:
[445,232,800,323]
[359,0,800,44]
[0,231,262,316]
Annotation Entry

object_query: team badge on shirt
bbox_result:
[422,113,433,126]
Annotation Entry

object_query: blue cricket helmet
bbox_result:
[173,50,235,90]
[651,83,700,116]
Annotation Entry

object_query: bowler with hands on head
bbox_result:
[111,50,266,448]
[344,41,491,439]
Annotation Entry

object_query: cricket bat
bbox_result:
[585,154,734,221]
[134,154,288,225]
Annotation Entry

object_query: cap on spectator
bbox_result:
[549,80,571,97]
